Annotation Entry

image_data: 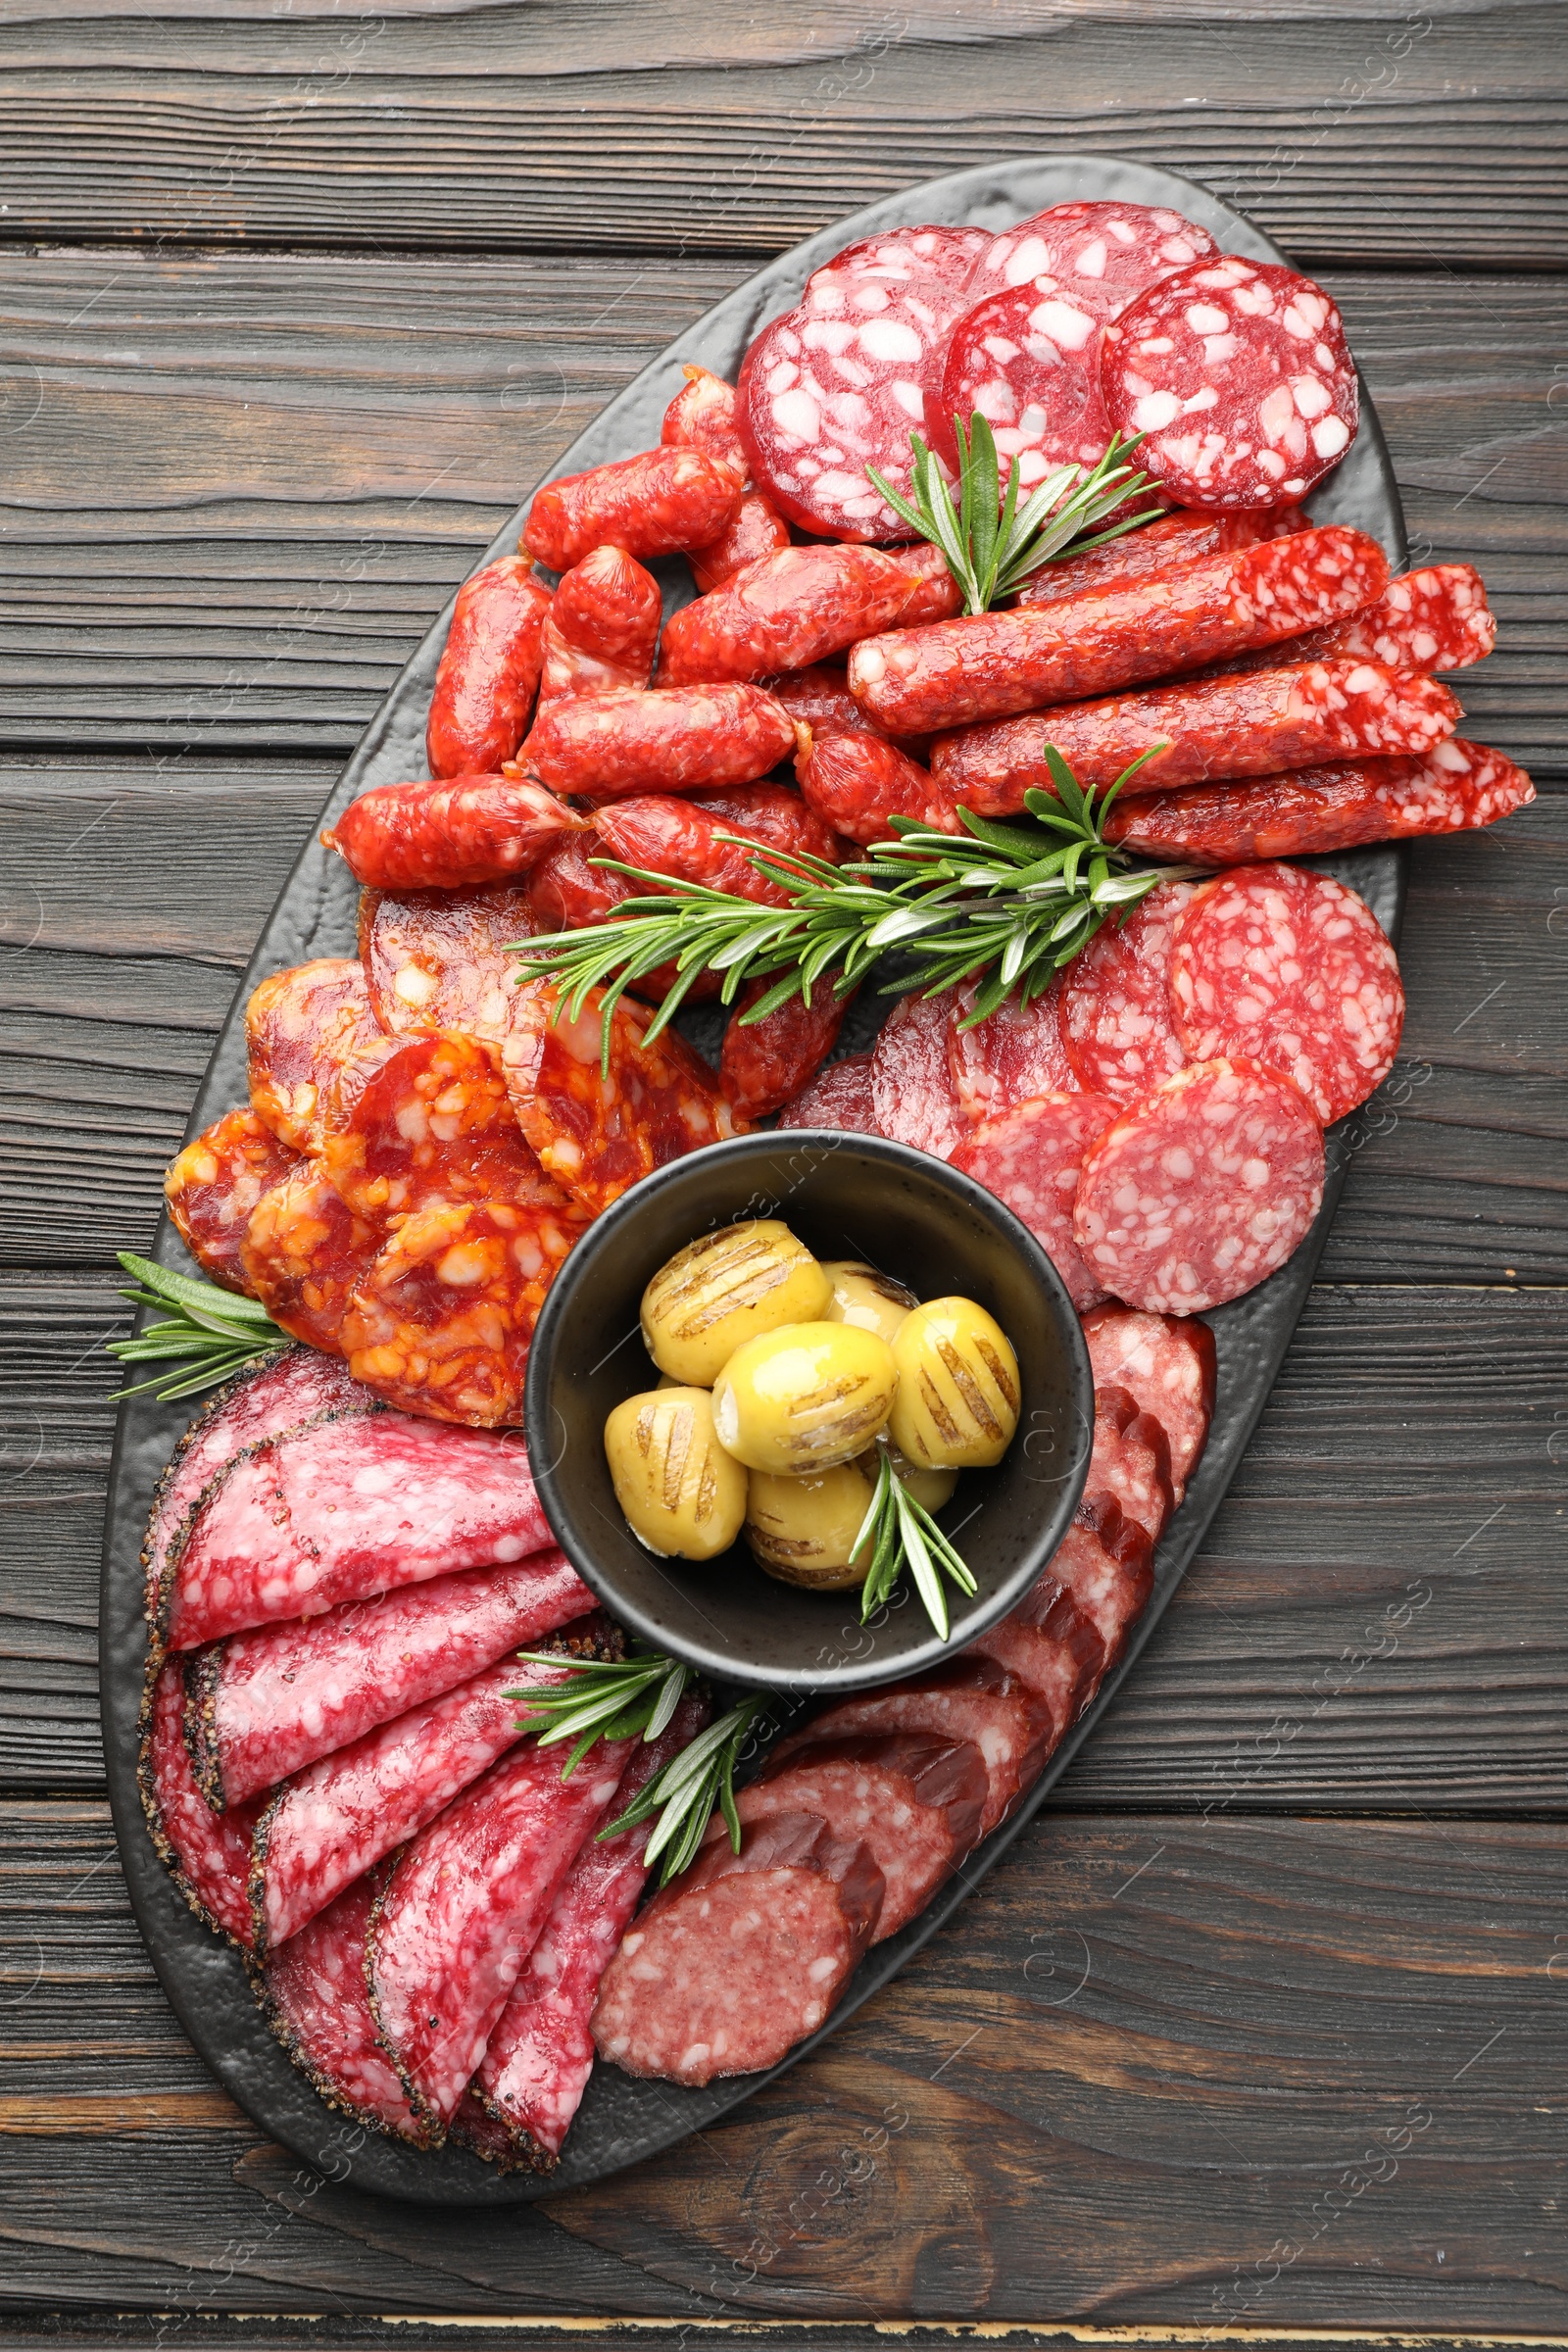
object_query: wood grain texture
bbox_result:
[4,1800,1566,2329]
[1,256,1561,760]
[0,8,1562,265]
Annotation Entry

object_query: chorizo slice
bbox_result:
[368,1730,637,2132]
[359,881,534,1043]
[246,957,381,1153]
[522,448,740,570]
[342,1193,589,1429]
[257,1864,428,2143]
[658,544,929,688]
[248,1633,612,1954]
[465,1690,710,2169]
[319,1029,557,1225]
[1080,1305,1215,1507]
[719,977,851,1124]
[951,1090,1119,1313]
[775,1052,879,1135]
[426,556,551,778]
[535,544,662,707]
[1058,878,1209,1102]
[157,1405,554,1650]
[590,1810,884,2086]
[847,525,1390,738]
[741,1732,987,1939]
[240,1165,385,1353]
[1073,1057,1326,1315]
[774,1657,1054,1839]
[523,683,796,802]
[138,1656,263,1949]
[185,1548,591,1810]
[165,1107,303,1297]
[930,659,1462,816]
[322,773,582,893]
[502,984,739,1214]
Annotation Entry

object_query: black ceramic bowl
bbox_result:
[523,1131,1094,1695]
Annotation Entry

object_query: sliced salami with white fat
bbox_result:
[969,201,1219,301]
[951,1090,1117,1312]
[775,1052,881,1136]
[1059,881,1207,1102]
[1101,257,1359,512]
[1080,1305,1216,1506]
[968,1577,1105,1731]
[1091,1385,1176,1548]
[870,989,971,1160]
[139,1657,262,1949]
[804,225,994,312]
[1170,861,1404,1123]
[1073,1056,1326,1315]
[946,976,1076,1121]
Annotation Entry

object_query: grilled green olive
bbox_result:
[886,1297,1020,1469]
[641,1220,830,1387]
[604,1387,747,1560]
[711,1321,897,1474]
[820,1259,917,1346]
[878,1436,958,1515]
[745,1454,879,1590]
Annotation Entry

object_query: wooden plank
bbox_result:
[4,1798,1566,2328]
[5,1278,1563,1800]
[0,9,1562,265]
[1,256,1562,759]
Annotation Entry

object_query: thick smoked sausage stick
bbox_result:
[322,774,582,892]
[523,683,797,801]
[845,524,1390,736]
[1013,508,1306,608]
[1105,739,1535,865]
[426,558,552,778]
[535,545,662,706]
[929,659,1461,816]
[522,449,740,571]
[658,544,950,687]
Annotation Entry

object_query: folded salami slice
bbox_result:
[1014,508,1306,610]
[187,1548,591,1810]
[342,1191,589,1428]
[248,1631,612,1953]
[523,684,796,802]
[320,1030,560,1225]
[968,1576,1106,1732]
[139,1658,262,1948]
[870,989,971,1161]
[502,983,739,1214]
[952,1091,1117,1312]
[930,659,1461,815]
[775,1052,880,1135]
[368,1731,635,2132]
[257,1861,428,2142]
[773,1658,1054,1840]
[741,1732,987,1939]
[848,527,1389,738]
[239,1165,386,1354]
[1092,1384,1176,1548]
[1171,862,1404,1122]
[1103,740,1536,866]
[1080,1305,1216,1506]
[1101,257,1358,511]
[359,882,535,1044]
[165,1109,304,1297]
[1073,1057,1326,1315]
[946,977,1076,1120]
[160,1406,553,1649]
[969,199,1218,303]
[720,978,850,1124]
[591,1810,884,2086]
[463,1692,711,2169]
[246,958,381,1153]
[143,1348,377,1617]
[658,545,934,688]
[1058,879,1208,1102]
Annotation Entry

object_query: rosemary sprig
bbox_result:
[105,1251,290,1403]
[852,1449,976,1641]
[511,1647,772,1885]
[867,413,1163,615]
[512,750,1190,1040]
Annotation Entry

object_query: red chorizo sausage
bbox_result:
[426,558,552,778]
[1013,507,1306,608]
[797,724,955,846]
[658,544,938,687]
[536,544,662,706]
[660,364,749,485]
[522,449,740,571]
[846,524,1391,736]
[322,774,583,891]
[522,683,797,801]
[519,835,722,1005]
[593,796,806,906]
[719,976,851,1122]
[1202,562,1494,680]
[689,779,844,863]
[690,493,792,594]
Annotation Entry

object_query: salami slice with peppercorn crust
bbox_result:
[245,958,381,1154]
[257,1864,428,2144]
[1100,257,1359,512]
[139,1657,263,1948]
[1072,1057,1326,1316]
[952,1091,1116,1312]
[1170,862,1404,1123]
[184,1549,590,1810]
[870,988,971,1161]
[368,1730,637,2132]
[591,1810,885,2087]
[775,1052,880,1135]
[1058,879,1208,1102]
[359,882,534,1045]
[164,1108,303,1297]
[1080,1305,1216,1506]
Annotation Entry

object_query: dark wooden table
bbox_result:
[2,4,1564,2343]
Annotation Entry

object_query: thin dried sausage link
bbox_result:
[426,557,551,778]
[165,1107,304,1296]
[522,448,740,571]
[689,493,793,594]
[797,723,952,846]
[520,835,721,1007]
[322,773,582,893]
[719,976,852,1123]
[523,683,797,801]
[1208,562,1495,678]
[1014,507,1306,609]
[660,364,750,485]
[535,544,662,707]
[658,544,938,687]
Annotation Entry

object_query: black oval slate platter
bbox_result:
[100,152,1408,2204]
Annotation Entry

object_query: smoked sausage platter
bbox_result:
[98,152,1524,2204]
